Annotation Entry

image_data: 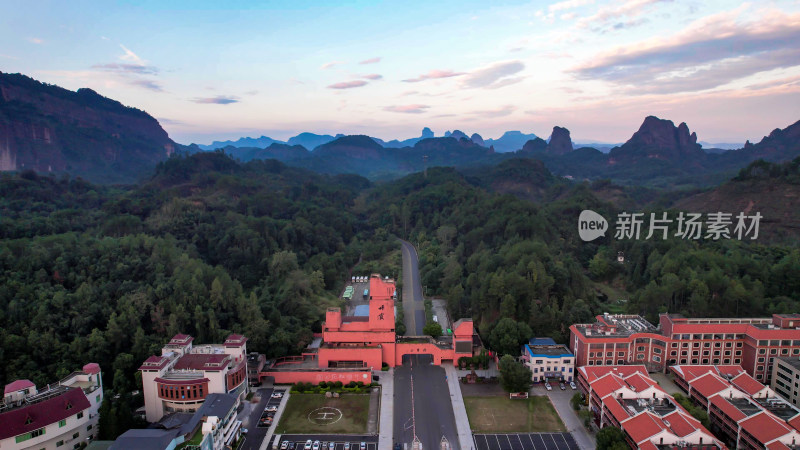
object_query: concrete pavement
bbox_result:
[377,369,394,449]
[260,389,290,450]
[445,364,476,450]
[533,385,594,450]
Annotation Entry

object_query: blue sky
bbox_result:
[2,0,800,145]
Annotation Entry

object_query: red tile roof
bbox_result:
[625,372,659,393]
[787,415,800,433]
[579,365,647,382]
[224,334,248,347]
[638,441,658,450]
[767,441,792,449]
[740,412,793,444]
[82,363,101,375]
[731,372,766,396]
[591,374,628,399]
[4,379,35,395]
[623,412,665,444]
[691,373,730,399]
[138,355,169,371]
[662,410,701,437]
[709,395,747,422]
[167,334,193,345]
[173,354,229,371]
[604,397,630,421]
[0,388,90,440]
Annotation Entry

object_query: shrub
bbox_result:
[319,381,327,388]
[334,381,343,388]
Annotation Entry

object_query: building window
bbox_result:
[73,432,79,439]
[77,412,84,419]
[87,425,93,431]
[59,419,66,427]
[57,441,64,447]
[653,356,661,362]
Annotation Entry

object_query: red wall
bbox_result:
[264,370,372,385]
[318,346,384,369]
[394,343,459,365]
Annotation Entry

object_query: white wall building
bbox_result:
[139,334,248,422]
[521,338,575,382]
[0,363,103,450]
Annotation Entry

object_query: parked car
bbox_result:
[329,443,335,449]
[312,441,320,450]
[344,443,350,450]
[265,405,278,412]
[288,443,296,450]
[304,441,313,450]
[570,381,577,390]
[272,392,284,398]
[360,442,366,450]
[559,383,566,390]
[545,383,552,391]
[280,442,288,450]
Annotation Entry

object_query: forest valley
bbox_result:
[1,151,798,437]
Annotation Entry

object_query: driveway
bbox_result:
[531,384,594,450]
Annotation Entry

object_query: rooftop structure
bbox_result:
[0,363,103,450]
[139,334,248,422]
[577,365,724,449]
[569,313,800,383]
[671,364,800,448]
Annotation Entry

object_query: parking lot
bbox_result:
[258,389,286,429]
[270,435,378,450]
[473,433,580,450]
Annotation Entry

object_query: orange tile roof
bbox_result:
[604,396,630,421]
[625,372,659,392]
[767,442,791,450]
[662,410,701,437]
[740,412,793,444]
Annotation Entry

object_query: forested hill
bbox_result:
[0,72,177,183]
[1,152,799,438]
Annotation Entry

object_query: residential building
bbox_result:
[772,357,800,408]
[569,313,800,383]
[520,338,575,382]
[260,274,477,384]
[139,334,248,423]
[0,363,103,450]
[577,365,724,449]
[111,393,242,450]
[670,364,800,449]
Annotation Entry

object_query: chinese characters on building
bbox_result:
[613,212,761,240]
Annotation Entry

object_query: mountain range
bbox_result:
[1,71,798,189]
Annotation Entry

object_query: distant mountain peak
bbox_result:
[547,126,572,155]
[421,127,434,139]
[616,116,702,160]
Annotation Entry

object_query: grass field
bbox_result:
[464,395,566,433]
[274,394,371,434]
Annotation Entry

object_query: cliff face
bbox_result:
[0,72,175,183]
[547,126,573,155]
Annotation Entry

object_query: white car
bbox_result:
[329,443,335,449]
[360,442,366,450]
[545,382,552,391]
[312,441,320,450]
[570,381,577,390]
[265,405,278,412]
[304,441,313,450]
[280,442,288,450]
[271,392,284,398]
[344,444,351,450]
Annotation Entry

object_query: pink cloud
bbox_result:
[328,80,368,89]
[384,104,430,114]
[359,57,381,64]
[321,61,345,69]
[402,69,464,83]
[362,74,383,80]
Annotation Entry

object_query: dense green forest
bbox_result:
[1,153,798,437]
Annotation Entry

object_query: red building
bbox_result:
[670,365,800,449]
[260,274,476,384]
[569,313,800,383]
[577,365,725,449]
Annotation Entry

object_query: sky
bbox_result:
[1,0,800,145]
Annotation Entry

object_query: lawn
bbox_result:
[274,393,371,434]
[464,395,566,433]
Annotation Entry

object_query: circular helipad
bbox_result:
[307,407,343,425]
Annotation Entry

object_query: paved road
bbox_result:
[238,388,273,450]
[531,385,595,450]
[399,239,425,336]
[394,354,460,449]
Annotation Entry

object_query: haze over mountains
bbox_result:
[0,72,798,188]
